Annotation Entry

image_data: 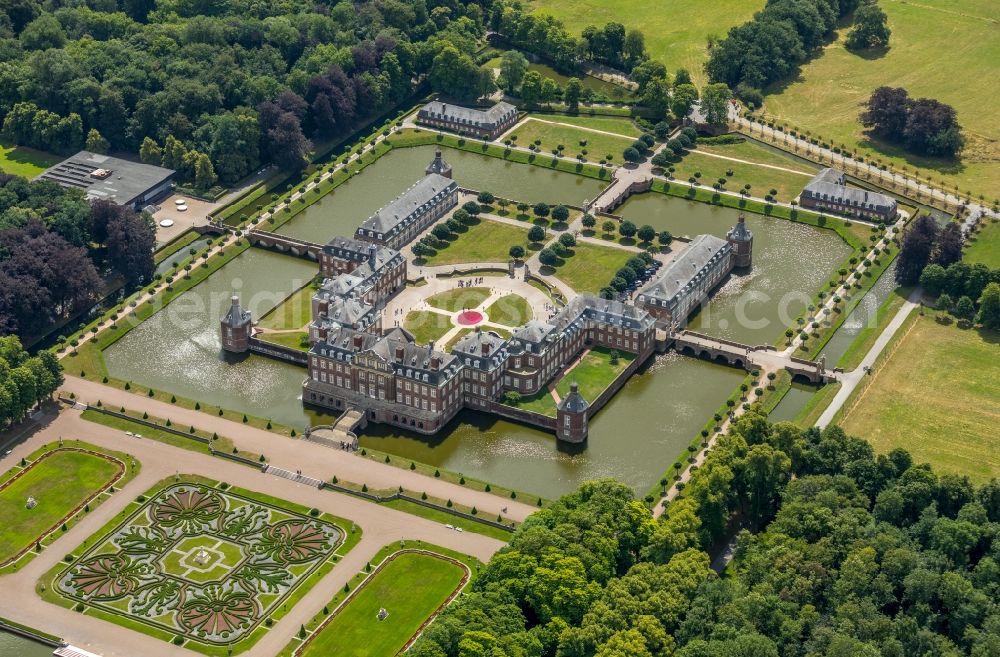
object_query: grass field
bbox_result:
[532,113,644,137]
[404,311,454,346]
[963,220,1000,268]
[545,242,632,294]
[509,118,633,162]
[762,0,1000,199]
[0,448,123,565]
[261,331,310,351]
[840,315,1000,482]
[425,286,492,312]
[529,0,764,87]
[297,551,467,657]
[513,346,633,416]
[485,294,533,327]
[258,285,315,330]
[0,141,60,178]
[697,139,820,172]
[670,149,816,203]
[422,218,530,266]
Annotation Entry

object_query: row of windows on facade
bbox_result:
[809,192,885,210]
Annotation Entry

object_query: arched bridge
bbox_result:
[248,230,322,261]
[671,330,841,384]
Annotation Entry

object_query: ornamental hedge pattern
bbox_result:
[56,484,342,646]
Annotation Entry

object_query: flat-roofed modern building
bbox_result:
[354,173,458,250]
[798,168,897,222]
[35,151,175,210]
[636,234,735,329]
[416,101,518,140]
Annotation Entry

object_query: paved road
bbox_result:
[0,410,506,657]
[816,287,923,428]
[61,376,537,522]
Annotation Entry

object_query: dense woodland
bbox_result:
[0,175,154,338]
[411,411,1000,657]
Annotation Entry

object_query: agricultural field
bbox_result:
[48,481,349,653]
[840,315,1000,482]
[0,446,128,569]
[294,550,469,657]
[963,220,1000,269]
[508,118,634,162]
[529,0,764,86]
[762,0,1000,200]
[421,217,531,266]
[0,141,60,178]
[544,242,633,294]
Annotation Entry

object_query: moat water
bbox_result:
[275,145,609,243]
[0,631,51,657]
[104,148,858,498]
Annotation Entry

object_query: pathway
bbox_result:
[0,410,506,657]
[690,147,816,176]
[516,116,639,141]
[815,286,923,428]
[59,376,536,522]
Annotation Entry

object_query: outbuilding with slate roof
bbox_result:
[417,101,518,140]
[354,173,458,249]
[798,168,898,221]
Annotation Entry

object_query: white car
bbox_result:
[125,431,134,437]
[444,524,454,530]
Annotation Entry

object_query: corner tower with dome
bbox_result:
[727,213,753,268]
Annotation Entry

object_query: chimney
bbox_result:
[430,357,440,370]
[482,342,490,356]
[353,334,363,350]
[395,346,404,360]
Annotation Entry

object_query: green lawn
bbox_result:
[963,220,1000,269]
[835,286,912,370]
[258,285,315,330]
[260,331,310,351]
[509,118,633,162]
[529,0,764,87]
[669,148,816,204]
[696,138,820,172]
[762,0,1000,200]
[545,242,632,294]
[403,311,454,346]
[841,315,1000,482]
[425,286,492,312]
[513,346,633,416]
[531,113,644,137]
[0,448,123,565]
[485,294,533,327]
[422,218,530,266]
[0,141,60,178]
[297,551,467,657]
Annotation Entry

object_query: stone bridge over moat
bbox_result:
[669,330,840,384]
[247,229,322,260]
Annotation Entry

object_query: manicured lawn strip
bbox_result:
[528,112,644,137]
[153,230,204,265]
[444,328,473,351]
[485,294,533,327]
[38,475,360,657]
[512,388,559,417]
[835,285,913,370]
[426,286,492,312]
[695,139,819,173]
[545,241,633,294]
[404,311,454,346]
[260,331,310,351]
[282,544,478,657]
[380,499,512,541]
[760,0,1000,199]
[669,149,815,203]
[839,314,1000,482]
[258,283,316,330]
[760,370,792,416]
[388,129,612,181]
[792,381,841,429]
[963,219,1000,269]
[508,118,634,162]
[421,217,531,266]
[0,140,60,177]
[0,441,139,574]
[529,0,762,87]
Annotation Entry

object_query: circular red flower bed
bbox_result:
[456,310,484,326]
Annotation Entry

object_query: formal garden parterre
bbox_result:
[46,479,353,653]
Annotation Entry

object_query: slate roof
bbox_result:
[727,216,753,241]
[639,235,732,305]
[418,101,517,128]
[451,330,510,370]
[323,296,373,326]
[557,382,590,413]
[802,168,897,212]
[221,296,251,327]
[357,174,456,235]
